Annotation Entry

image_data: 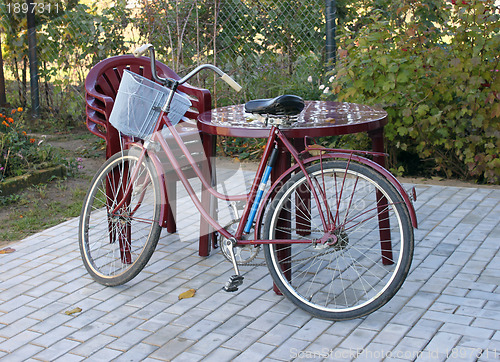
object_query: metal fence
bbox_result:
[0,0,333,120]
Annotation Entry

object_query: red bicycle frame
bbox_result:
[111,109,417,257]
[154,116,331,245]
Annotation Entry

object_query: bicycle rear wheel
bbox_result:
[79,149,162,286]
[263,160,413,320]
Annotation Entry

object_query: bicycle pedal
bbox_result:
[222,275,244,292]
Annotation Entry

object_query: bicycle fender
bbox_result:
[253,153,417,240]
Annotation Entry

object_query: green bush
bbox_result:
[1,0,131,123]
[329,0,499,183]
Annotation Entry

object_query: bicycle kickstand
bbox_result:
[222,237,244,292]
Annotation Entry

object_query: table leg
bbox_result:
[199,133,217,257]
[105,128,134,263]
[272,146,292,294]
[105,160,133,264]
[165,180,177,233]
[368,128,394,265]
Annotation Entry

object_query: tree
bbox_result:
[329,0,499,183]
[0,33,7,107]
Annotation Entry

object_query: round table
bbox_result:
[195,101,389,257]
[198,101,387,138]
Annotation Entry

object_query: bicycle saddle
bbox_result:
[245,95,305,116]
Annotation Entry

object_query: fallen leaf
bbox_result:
[307,144,327,156]
[178,289,196,300]
[0,247,15,254]
[64,307,82,315]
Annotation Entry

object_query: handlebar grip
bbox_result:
[221,73,242,93]
[133,44,152,57]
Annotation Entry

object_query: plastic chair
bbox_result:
[85,55,212,234]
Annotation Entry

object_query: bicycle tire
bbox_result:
[79,149,162,286]
[262,160,413,320]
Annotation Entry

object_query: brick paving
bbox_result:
[0,174,499,361]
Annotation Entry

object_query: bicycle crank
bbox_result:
[222,237,244,292]
[219,219,261,265]
[221,241,261,265]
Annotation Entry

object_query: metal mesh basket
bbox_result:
[109,70,192,139]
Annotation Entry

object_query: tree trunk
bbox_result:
[22,56,28,106]
[0,34,8,107]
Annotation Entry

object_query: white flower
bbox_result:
[329,76,335,82]
[307,76,313,83]
[323,87,330,94]
[319,84,325,90]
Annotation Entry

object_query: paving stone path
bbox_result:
[1,175,499,361]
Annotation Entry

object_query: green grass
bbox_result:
[0,178,88,243]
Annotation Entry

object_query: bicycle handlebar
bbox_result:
[133,44,242,92]
[133,43,152,57]
[221,73,243,92]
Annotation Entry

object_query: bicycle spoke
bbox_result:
[79,150,162,285]
[264,160,413,320]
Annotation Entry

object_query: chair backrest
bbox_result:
[85,55,212,157]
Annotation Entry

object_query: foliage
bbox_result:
[218,0,324,70]
[217,136,265,161]
[1,0,326,120]
[329,0,499,183]
[334,0,449,31]
[0,106,70,182]
[0,179,87,242]
[134,0,215,72]
[217,52,325,107]
[133,0,325,105]
[217,0,325,104]
[0,0,131,122]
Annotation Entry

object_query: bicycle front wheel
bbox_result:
[79,149,162,286]
[263,161,414,320]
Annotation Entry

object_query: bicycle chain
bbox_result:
[222,225,346,267]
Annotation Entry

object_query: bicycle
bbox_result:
[79,44,418,321]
